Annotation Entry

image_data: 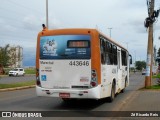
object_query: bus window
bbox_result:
[106,41,113,65]
[112,45,117,65]
[100,38,106,64]
[121,50,127,66]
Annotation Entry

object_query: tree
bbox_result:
[0,44,11,67]
[135,61,146,70]
[157,48,160,57]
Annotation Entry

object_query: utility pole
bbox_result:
[135,51,136,69]
[46,0,49,28]
[145,0,155,88]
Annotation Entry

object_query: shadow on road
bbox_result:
[53,98,112,110]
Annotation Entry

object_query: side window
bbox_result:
[121,50,127,66]
[112,45,117,65]
[100,35,118,65]
[105,41,110,65]
[100,37,106,64]
[106,41,113,65]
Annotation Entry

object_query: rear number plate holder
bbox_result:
[59,93,70,98]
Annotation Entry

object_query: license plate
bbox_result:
[59,93,70,98]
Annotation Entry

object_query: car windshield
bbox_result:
[13,69,18,71]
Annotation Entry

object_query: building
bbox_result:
[8,45,23,68]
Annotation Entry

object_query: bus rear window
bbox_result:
[67,40,90,48]
[40,35,91,59]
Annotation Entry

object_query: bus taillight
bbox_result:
[36,69,41,87]
[91,82,97,87]
[91,70,98,87]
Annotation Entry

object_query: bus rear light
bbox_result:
[91,70,98,87]
[91,82,97,87]
[36,69,41,87]
[36,80,41,86]
[92,73,96,78]
[36,68,39,76]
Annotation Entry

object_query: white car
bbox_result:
[9,68,25,76]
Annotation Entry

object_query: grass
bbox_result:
[145,85,160,89]
[152,74,160,79]
[24,68,36,74]
[145,74,160,89]
[0,80,35,89]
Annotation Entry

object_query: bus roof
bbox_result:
[38,28,128,52]
[98,31,128,52]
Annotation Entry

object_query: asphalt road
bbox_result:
[0,75,36,84]
[0,73,145,120]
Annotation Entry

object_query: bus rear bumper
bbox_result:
[36,86,101,99]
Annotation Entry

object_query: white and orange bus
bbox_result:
[36,26,132,102]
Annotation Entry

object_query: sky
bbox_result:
[0,0,160,66]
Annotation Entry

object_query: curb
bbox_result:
[0,85,36,92]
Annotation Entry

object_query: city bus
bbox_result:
[36,26,132,102]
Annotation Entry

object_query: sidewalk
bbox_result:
[121,73,160,111]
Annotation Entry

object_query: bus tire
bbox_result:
[121,77,127,93]
[108,82,115,102]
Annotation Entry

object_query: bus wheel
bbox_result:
[121,78,127,93]
[108,82,115,102]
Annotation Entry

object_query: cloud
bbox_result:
[48,14,63,29]
[1,0,159,66]
[131,20,147,33]
[122,17,148,34]
[23,15,43,31]
[5,25,17,32]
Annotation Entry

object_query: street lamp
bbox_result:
[125,42,128,50]
[108,28,112,38]
[46,0,49,28]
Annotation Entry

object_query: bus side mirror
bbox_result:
[129,54,132,64]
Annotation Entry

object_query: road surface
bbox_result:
[0,73,149,120]
[0,75,35,84]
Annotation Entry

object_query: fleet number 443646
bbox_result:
[69,61,89,66]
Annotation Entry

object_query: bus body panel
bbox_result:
[38,33,93,96]
[36,85,101,99]
[39,60,91,89]
[100,65,117,98]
